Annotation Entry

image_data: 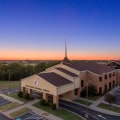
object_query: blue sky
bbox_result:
[0,0,120,60]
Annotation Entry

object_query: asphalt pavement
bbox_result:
[0,88,20,94]
[0,113,12,120]
[59,99,120,120]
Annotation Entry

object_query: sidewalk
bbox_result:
[0,94,23,104]
[1,94,62,120]
[78,86,120,116]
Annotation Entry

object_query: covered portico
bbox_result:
[21,72,78,108]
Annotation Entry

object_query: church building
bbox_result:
[21,45,119,108]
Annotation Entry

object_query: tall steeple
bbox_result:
[62,40,71,64]
[65,40,67,58]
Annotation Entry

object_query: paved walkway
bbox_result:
[0,94,62,120]
[0,94,23,104]
[78,86,120,116]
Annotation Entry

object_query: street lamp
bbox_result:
[8,71,11,95]
[85,80,89,119]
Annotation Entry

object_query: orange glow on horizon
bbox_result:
[0,55,118,61]
[0,50,119,60]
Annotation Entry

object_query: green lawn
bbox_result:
[81,96,101,101]
[74,99,92,106]
[7,93,30,103]
[0,81,20,89]
[98,103,120,113]
[33,102,83,120]
[88,96,101,101]
[0,102,20,111]
[9,107,30,118]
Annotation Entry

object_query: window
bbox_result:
[104,75,107,79]
[113,80,115,86]
[81,80,84,87]
[113,72,115,76]
[109,73,111,78]
[105,85,107,92]
[109,82,111,89]
[99,76,102,82]
[99,87,102,95]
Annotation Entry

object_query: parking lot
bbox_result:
[0,96,11,106]
[113,88,120,105]
[15,112,47,120]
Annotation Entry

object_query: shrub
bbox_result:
[39,99,50,106]
[80,90,86,97]
[105,93,116,105]
[40,99,46,105]
[51,103,56,110]
[18,91,23,97]
[88,85,97,96]
[81,85,97,97]
[23,93,30,100]
[46,101,50,106]
[30,96,34,100]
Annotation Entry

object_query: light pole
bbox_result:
[8,71,11,95]
[74,77,75,98]
[85,80,89,119]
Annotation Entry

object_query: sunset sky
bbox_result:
[0,0,120,60]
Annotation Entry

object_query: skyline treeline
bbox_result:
[0,61,60,81]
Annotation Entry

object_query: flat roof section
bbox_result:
[56,67,78,77]
[38,72,73,87]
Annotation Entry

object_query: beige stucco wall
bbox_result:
[57,83,74,95]
[101,71,116,92]
[21,74,75,96]
[79,71,87,90]
[116,70,120,85]
[21,74,57,95]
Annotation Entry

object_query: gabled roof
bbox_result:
[63,62,115,75]
[38,72,72,87]
[56,67,78,77]
[107,60,120,66]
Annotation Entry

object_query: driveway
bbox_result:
[59,99,120,120]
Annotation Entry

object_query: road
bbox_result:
[59,99,120,120]
[0,88,20,94]
[0,113,12,120]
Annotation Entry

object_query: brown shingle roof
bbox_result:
[38,72,72,87]
[111,60,120,65]
[63,62,115,74]
[56,68,78,77]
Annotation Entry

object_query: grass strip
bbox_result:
[33,102,83,120]
[9,107,30,118]
[98,103,120,113]
[0,102,20,111]
[0,81,20,89]
[74,99,92,106]
[7,93,30,102]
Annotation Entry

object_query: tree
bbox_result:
[25,65,34,76]
[51,103,56,110]
[105,93,116,105]
[88,85,97,96]
[34,63,46,73]
[18,91,23,97]
[23,93,30,100]
[81,85,97,97]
